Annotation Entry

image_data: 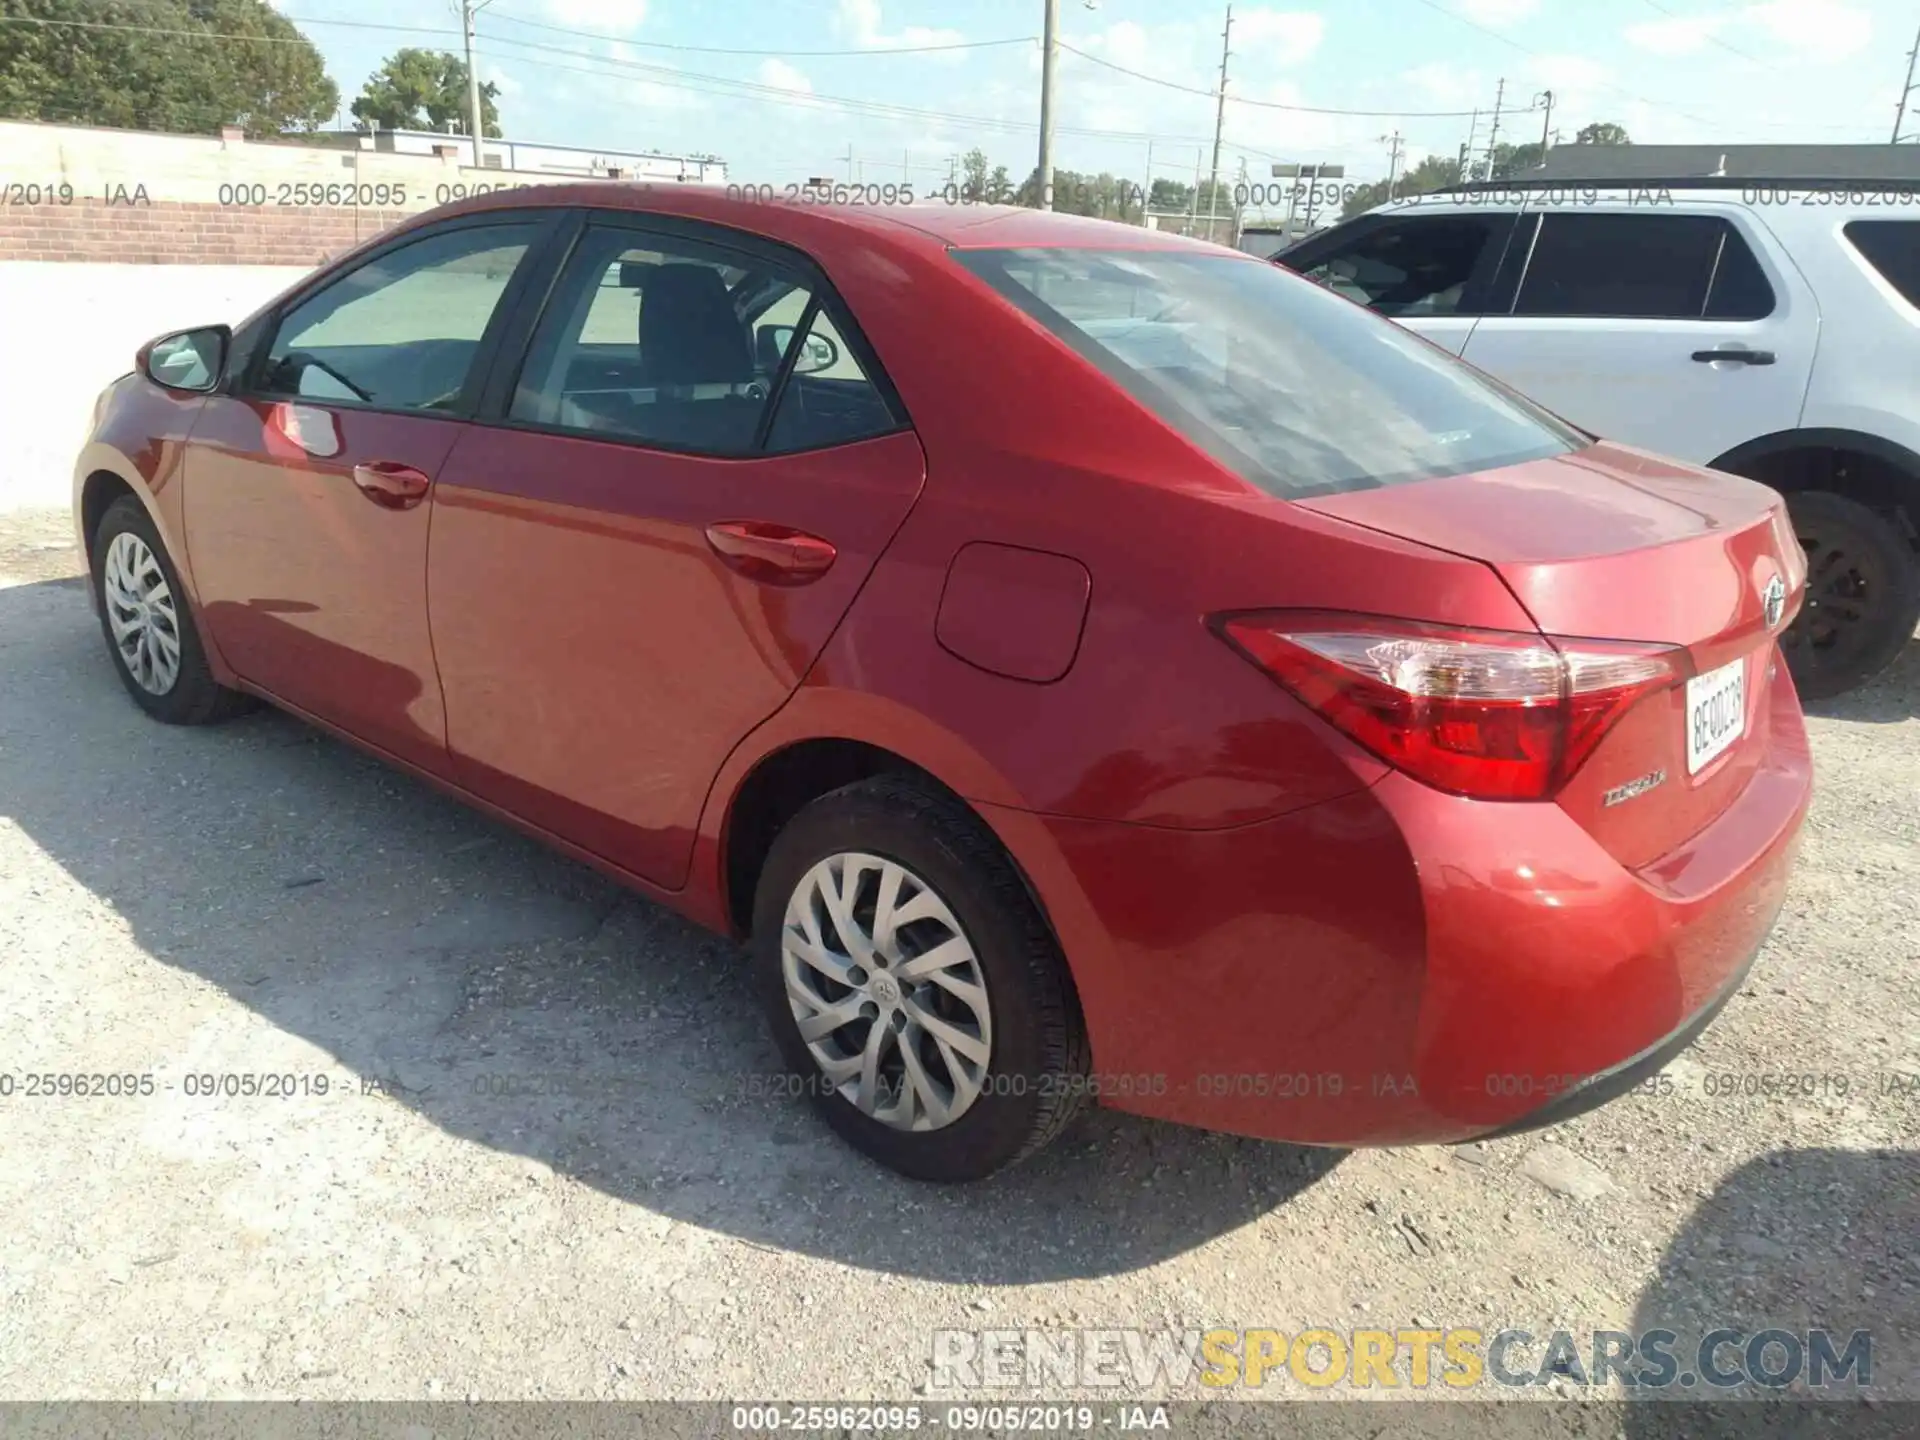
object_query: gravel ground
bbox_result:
[0,505,1914,1416]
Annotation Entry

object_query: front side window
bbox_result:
[957,247,1582,498]
[1513,213,1775,320]
[508,227,896,456]
[259,224,537,411]
[1295,214,1513,318]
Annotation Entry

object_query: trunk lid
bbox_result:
[1301,441,1806,869]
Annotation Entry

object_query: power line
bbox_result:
[480,11,1036,59]
[4,8,1036,59]
[1400,0,1870,136]
[0,9,1369,165]
[1635,0,1778,69]
[1056,39,1511,118]
[1398,0,1719,127]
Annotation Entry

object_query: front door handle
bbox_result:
[1691,348,1777,366]
[704,521,837,585]
[351,460,432,510]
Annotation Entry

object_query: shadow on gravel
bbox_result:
[1623,1146,1919,1434]
[1802,633,1920,725]
[0,576,1343,1285]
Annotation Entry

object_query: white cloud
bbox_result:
[1457,0,1539,28]
[545,0,647,33]
[1234,10,1327,67]
[1747,0,1872,60]
[756,58,813,95]
[834,0,966,51]
[1101,19,1153,69]
[1526,53,1612,91]
[1403,60,1485,106]
[1624,0,1870,63]
[1623,14,1724,56]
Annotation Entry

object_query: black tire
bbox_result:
[90,494,254,725]
[1779,490,1920,701]
[751,774,1090,1183]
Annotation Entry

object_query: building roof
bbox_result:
[1525,143,1920,182]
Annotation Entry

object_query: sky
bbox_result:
[276,0,1916,196]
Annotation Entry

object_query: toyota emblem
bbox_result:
[1762,573,1786,631]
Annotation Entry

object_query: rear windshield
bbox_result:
[954,247,1584,498]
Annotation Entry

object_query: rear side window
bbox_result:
[955,247,1583,499]
[1844,221,1920,306]
[508,227,896,456]
[1513,214,1774,320]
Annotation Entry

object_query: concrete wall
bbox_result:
[0,119,646,267]
[0,119,669,513]
[1,263,305,513]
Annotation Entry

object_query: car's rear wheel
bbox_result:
[91,495,253,725]
[1779,490,1920,701]
[751,774,1089,1182]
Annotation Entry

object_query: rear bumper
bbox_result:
[980,668,1811,1147]
[1469,934,1759,1141]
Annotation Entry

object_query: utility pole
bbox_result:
[1484,77,1506,179]
[1895,21,1920,141]
[1535,89,1555,160]
[1038,0,1061,208]
[846,143,855,182]
[461,0,493,163]
[1381,129,1405,198]
[1141,139,1154,226]
[1204,4,1234,243]
[1458,109,1479,182]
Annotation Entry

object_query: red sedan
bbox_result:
[75,187,1811,1182]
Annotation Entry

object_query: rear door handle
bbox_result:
[704,521,837,585]
[351,460,432,510]
[1691,348,1776,366]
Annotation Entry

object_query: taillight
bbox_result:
[1215,611,1687,801]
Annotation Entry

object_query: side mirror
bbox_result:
[138,325,231,394]
[793,331,839,375]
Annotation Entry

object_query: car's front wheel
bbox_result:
[91,494,254,725]
[752,775,1090,1182]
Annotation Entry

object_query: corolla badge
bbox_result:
[1762,573,1787,631]
[1602,769,1668,808]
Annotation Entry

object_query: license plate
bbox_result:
[1685,657,1747,775]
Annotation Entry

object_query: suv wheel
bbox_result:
[91,495,254,725]
[751,775,1090,1182]
[1780,490,1920,701]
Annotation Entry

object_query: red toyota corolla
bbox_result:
[75,187,1811,1181]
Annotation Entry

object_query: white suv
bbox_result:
[1278,179,1920,698]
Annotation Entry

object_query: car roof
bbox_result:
[427,181,1236,256]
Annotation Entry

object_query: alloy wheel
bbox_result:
[781,851,993,1131]
[102,530,182,695]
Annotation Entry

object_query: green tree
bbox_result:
[352,48,500,136]
[1575,121,1631,146]
[1013,166,1149,220]
[1339,153,1462,219]
[1149,177,1192,211]
[0,0,338,135]
[958,147,991,200]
